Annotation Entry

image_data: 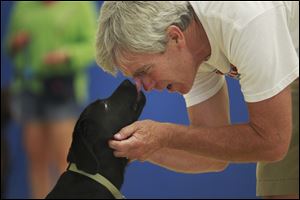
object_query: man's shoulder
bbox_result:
[189,1,284,28]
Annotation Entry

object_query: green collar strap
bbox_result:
[68,163,125,199]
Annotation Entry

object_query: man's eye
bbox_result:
[138,71,147,77]
[135,71,147,78]
[134,65,153,78]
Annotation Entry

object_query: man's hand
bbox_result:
[43,51,69,66]
[109,120,170,161]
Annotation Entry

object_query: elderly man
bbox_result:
[96,2,299,199]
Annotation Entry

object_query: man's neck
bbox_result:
[184,17,211,68]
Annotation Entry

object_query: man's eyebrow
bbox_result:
[133,64,153,77]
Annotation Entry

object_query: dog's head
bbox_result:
[67,79,146,176]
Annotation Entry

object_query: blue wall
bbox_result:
[1,1,257,198]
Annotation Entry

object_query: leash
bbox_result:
[68,163,125,199]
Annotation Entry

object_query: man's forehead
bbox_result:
[115,52,140,76]
[116,51,155,77]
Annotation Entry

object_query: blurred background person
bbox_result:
[4,1,97,198]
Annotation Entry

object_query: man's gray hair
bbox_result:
[95,1,193,75]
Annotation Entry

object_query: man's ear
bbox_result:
[67,131,100,174]
[166,25,185,47]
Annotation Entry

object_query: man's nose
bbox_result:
[142,78,155,91]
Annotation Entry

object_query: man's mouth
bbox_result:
[166,84,172,90]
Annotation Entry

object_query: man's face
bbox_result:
[117,39,200,94]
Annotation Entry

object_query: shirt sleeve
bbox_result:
[183,68,225,107]
[230,5,299,102]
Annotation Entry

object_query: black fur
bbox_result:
[46,80,146,199]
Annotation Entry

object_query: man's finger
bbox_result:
[108,140,123,150]
[114,122,138,140]
[113,151,127,158]
[108,138,134,151]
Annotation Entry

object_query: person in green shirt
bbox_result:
[5,2,97,198]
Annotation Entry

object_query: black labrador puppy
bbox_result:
[46,79,146,199]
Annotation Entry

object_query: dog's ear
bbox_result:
[67,131,100,174]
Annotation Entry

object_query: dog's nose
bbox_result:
[134,78,142,93]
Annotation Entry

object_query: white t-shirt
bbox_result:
[184,1,299,107]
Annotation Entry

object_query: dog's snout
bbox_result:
[133,91,144,111]
[136,91,141,102]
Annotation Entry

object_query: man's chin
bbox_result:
[178,87,190,95]
[166,84,190,94]
[167,89,187,95]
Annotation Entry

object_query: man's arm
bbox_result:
[110,83,292,163]
[147,148,228,173]
[166,85,292,162]
[142,84,230,173]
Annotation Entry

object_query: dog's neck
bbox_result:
[67,135,127,190]
[96,148,127,189]
[68,163,125,199]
